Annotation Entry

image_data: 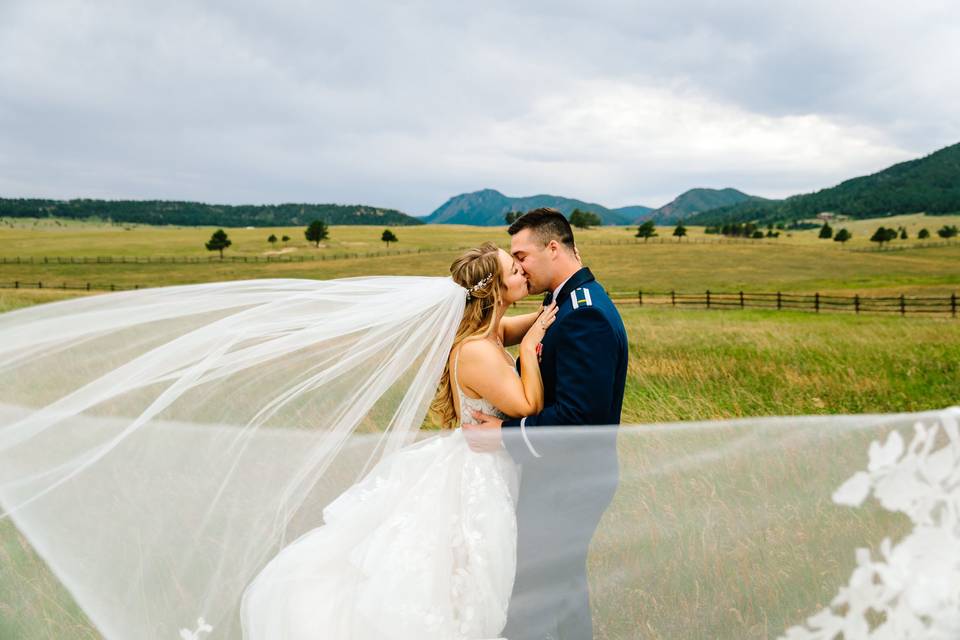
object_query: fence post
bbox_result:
[87,283,91,291]
[14,281,18,289]
[777,291,781,310]
[814,292,820,313]
[637,290,643,306]
[111,284,115,291]
[739,291,744,308]
[952,293,957,318]
[854,294,860,315]
[671,289,675,307]
[900,294,906,317]
[706,289,711,309]
[38,281,43,289]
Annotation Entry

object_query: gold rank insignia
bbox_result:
[570,287,593,309]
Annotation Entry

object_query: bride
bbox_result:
[240,242,557,640]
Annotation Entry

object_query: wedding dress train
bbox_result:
[240,365,519,640]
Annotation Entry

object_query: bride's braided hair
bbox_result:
[429,242,505,428]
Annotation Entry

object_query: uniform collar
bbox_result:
[555,267,595,305]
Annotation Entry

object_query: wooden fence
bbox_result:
[604,289,959,318]
[1,281,140,292]
[513,289,958,318]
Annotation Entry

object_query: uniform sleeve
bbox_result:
[502,307,618,461]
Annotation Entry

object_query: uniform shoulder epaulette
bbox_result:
[570,286,593,309]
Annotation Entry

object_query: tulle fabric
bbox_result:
[240,425,518,640]
[1,278,959,639]
[0,277,467,639]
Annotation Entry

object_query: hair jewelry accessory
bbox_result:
[465,273,494,301]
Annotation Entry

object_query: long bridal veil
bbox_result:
[1,277,958,639]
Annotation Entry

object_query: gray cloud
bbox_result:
[0,0,957,214]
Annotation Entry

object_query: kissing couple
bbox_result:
[242,208,629,640]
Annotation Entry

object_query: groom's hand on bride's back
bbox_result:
[462,411,503,453]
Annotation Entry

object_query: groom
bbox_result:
[464,208,629,640]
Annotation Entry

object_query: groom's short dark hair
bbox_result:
[508,208,576,251]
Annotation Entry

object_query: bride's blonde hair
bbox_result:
[429,242,505,428]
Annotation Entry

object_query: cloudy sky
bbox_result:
[1,0,958,215]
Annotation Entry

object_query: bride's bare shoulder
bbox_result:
[457,338,503,367]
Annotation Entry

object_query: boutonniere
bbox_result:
[536,342,543,363]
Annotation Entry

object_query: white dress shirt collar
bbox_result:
[552,274,574,302]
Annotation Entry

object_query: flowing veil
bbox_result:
[1,277,959,639]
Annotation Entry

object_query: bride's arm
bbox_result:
[459,304,557,417]
[500,309,540,347]
[459,341,542,418]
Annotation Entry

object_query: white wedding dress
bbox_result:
[240,353,520,640]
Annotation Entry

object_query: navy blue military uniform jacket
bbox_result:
[502,266,628,462]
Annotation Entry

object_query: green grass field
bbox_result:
[1,216,958,638]
[1,214,958,298]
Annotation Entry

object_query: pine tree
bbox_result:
[635,220,658,241]
[673,221,687,241]
[819,221,833,239]
[938,224,959,239]
[381,229,398,247]
[305,220,329,247]
[205,229,232,259]
[870,226,896,247]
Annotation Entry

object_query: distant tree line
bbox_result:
[0,198,423,227]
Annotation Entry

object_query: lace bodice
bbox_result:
[453,347,511,425]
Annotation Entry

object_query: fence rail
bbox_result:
[1,281,140,292]
[612,289,957,318]
[518,289,958,318]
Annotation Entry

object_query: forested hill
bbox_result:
[687,141,960,226]
[647,188,755,224]
[0,198,424,227]
[423,189,651,226]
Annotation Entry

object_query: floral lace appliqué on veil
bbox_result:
[178,617,212,640]
[782,408,960,639]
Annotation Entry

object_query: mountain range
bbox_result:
[422,187,757,226]
[643,188,754,224]
[422,189,650,226]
